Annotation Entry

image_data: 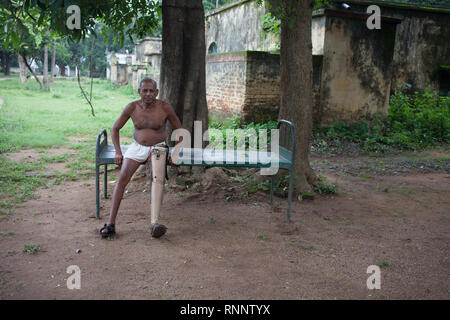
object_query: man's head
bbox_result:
[138,78,159,105]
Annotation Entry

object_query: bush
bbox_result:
[315,87,449,152]
[387,88,449,147]
[314,175,338,195]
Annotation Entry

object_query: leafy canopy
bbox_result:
[1,0,162,49]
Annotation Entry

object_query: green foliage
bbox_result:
[261,12,280,37]
[23,244,40,254]
[208,116,278,150]
[315,88,449,152]
[314,175,338,195]
[386,87,449,147]
[1,0,162,60]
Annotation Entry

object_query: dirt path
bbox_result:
[0,151,449,300]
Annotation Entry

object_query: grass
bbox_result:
[314,175,338,195]
[23,243,40,254]
[377,261,390,268]
[0,77,138,213]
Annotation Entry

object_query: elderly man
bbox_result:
[99,78,182,239]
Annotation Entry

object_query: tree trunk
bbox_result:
[160,0,209,151]
[58,62,66,77]
[21,54,43,89]
[278,0,319,194]
[4,52,10,75]
[43,44,49,89]
[18,54,27,83]
[50,39,56,83]
[0,51,11,75]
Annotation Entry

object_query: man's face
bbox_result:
[138,81,158,104]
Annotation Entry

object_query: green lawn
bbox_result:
[0,77,138,215]
[0,77,136,151]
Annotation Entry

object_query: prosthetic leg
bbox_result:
[149,144,168,238]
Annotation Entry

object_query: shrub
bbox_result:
[314,87,449,152]
[387,87,449,147]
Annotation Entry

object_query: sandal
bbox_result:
[99,223,116,238]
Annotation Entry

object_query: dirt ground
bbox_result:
[0,149,449,300]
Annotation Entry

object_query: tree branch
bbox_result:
[76,60,96,117]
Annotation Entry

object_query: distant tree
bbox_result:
[43,41,48,89]
[54,40,72,77]
[50,39,56,83]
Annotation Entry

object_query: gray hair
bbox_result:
[139,77,157,88]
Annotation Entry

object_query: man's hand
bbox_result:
[114,153,124,166]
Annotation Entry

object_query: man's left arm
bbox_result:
[165,102,182,134]
[164,103,183,164]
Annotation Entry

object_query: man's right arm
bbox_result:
[111,103,133,166]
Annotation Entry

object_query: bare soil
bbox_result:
[0,149,449,300]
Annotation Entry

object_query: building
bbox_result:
[108,37,162,91]
[204,0,450,125]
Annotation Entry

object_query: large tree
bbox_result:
[264,0,320,194]
[160,0,209,149]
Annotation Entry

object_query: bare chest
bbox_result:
[131,106,167,130]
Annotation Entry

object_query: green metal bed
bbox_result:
[95,120,296,221]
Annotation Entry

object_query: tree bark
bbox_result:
[21,54,43,89]
[4,52,10,75]
[160,0,209,150]
[18,54,27,83]
[43,44,49,89]
[58,62,66,77]
[50,39,56,83]
[278,0,319,194]
[0,51,11,75]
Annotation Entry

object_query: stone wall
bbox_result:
[205,0,278,54]
[206,52,247,118]
[206,51,280,123]
[333,0,450,94]
[242,51,280,122]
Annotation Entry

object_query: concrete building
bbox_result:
[204,0,450,125]
[108,37,162,91]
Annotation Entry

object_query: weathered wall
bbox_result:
[206,51,281,123]
[206,0,327,55]
[312,15,326,55]
[205,0,278,54]
[243,51,280,122]
[206,52,247,119]
[334,1,450,94]
[318,12,397,125]
[388,10,449,93]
